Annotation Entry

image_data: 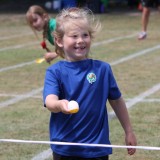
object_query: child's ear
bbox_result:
[43,14,49,21]
[55,37,63,47]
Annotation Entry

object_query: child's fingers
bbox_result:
[127,147,136,155]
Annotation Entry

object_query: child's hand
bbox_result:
[59,100,71,114]
[125,131,137,155]
[44,52,58,63]
[59,100,79,114]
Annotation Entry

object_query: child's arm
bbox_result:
[109,96,137,155]
[44,52,58,63]
[45,94,70,114]
[41,41,58,63]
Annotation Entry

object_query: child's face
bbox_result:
[30,13,46,31]
[57,26,91,61]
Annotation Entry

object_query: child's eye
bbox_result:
[83,33,89,37]
[73,35,78,38]
[68,34,76,38]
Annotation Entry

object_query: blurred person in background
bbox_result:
[26,5,58,63]
[138,0,160,40]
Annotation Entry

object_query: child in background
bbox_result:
[43,7,137,160]
[26,5,58,63]
[138,0,160,40]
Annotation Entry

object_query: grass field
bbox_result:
[0,9,160,160]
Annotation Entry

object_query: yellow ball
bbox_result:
[68,100,79,114]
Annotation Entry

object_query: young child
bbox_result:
[43,7,137,160]
[138,0,160,40]
[26,5,58,63]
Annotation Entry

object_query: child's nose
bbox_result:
[77,37,84,43]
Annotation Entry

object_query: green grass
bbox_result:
[0,11,160,160]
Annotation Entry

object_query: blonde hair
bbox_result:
[26,5,50,51]
[53,7,101,58]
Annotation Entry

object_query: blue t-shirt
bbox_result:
[43,59,121,158]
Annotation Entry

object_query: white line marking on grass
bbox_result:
[125,98,160,102]
[110,45,160,66]
[0,35,158,73]
[1,43,159,72]
[0,34,136,72]
[0,42,38,52]
[108,83,160,119]
[92,33,136,47]
[0,34,135,53]
[0,88,43,108]
[0,32,33,40]
[0,61,35,72]
[0,93,42,99]
[1,94,160,102]
[31,148,52,160]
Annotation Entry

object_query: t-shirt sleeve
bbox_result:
[108,65,121,100]
[48,19,56,45]
[43,68,60,105]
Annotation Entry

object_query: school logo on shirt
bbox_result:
[86,72,96,84]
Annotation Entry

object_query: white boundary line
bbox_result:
[0,34,135,52]
[1,43,160,73]
[0,139,160,151]
[0,93,42,99]
[0,42,38,52]
[31,148,52,160]
[0,34,136,73]
[1,93,160,103]
[0,32,33,40]
[92,33,136,47]
[1,42,159,73]
[126,98,160,102]
[108,83,160,119]
[110,45,160,66]
[0,61,35,72]
[0,88,43,108]
[0,94,160,102]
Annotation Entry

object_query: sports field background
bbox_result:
[0,9,160,160]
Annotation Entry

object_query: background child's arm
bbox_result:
[109,96,137,155]
[44,52,58,63]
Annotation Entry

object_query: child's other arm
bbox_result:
[109,96,137,155]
